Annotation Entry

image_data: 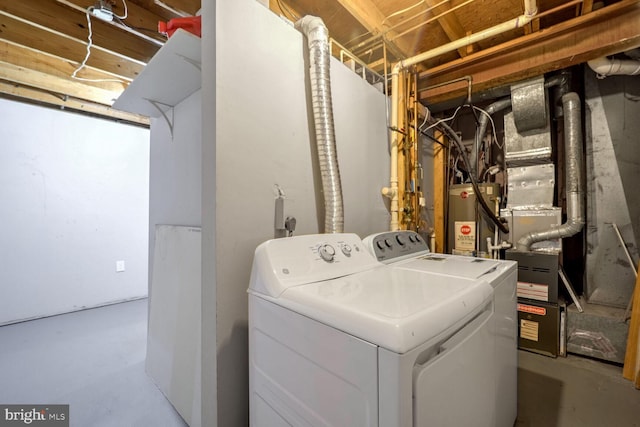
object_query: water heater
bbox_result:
[447,183,500,255]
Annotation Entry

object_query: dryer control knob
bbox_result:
[396,234,406,246]
[340,244,352,257]
[319,244,336,262]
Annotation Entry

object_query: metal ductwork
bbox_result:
[516,92,584,251]
[295,16,344,233]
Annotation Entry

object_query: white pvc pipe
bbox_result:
[382,67,401,231]
[588,56,640,77]
[384,0,538,231]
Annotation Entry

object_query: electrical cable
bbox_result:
[473,104,501,149]
[71,7,126,84]
[114,0,128,20]
[438,120,509,233]
[114,16,164,39]
[382,0,425,26]
[71,8,95,79]
[420,105,463,133]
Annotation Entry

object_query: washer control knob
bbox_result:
[376,240,385,250]
[341,244,352,257]
[384,239,392,248]
[396,234,406,246]
[409,234,416,243]
[319,244,336,262]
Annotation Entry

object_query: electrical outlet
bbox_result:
[116,260,125,272]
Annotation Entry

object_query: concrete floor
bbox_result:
[516,349,640,426]
[1,299,639,426]
[0,299,185,427]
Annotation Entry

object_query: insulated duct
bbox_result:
[473,97,512,179]
[473,74,569,179]
[296,16,344,233]
[517,92,584,251]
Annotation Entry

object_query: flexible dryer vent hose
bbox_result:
[296,16,344,233]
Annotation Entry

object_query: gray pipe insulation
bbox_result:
[516,92,584,251]
[295,16,344,233]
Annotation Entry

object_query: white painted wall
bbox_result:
[149,90,202,282]
[200,1,217,425]
[210,1,390,425]
[0,99,150,325]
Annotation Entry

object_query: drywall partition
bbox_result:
[148,90,202,283]
[200,1,217,425]
[212,0,389,425]
[147,225,201,427]
[0,98,150,325]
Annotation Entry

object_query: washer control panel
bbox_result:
[363,231,430,263]
[249,233,381,297]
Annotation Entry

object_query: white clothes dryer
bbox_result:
[248,233,499,427]
[363,230,518,427]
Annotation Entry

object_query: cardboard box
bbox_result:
[517,299,566,357]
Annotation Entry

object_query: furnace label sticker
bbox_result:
[517,281,549,302]
[520,319,539,342]
[454,221,476,251]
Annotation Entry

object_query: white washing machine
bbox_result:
[363,230,518,427]
[248,233,499,426]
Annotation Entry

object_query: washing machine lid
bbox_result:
[397,254,501,279]
[277,268,494,354]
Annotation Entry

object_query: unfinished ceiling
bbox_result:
[0,0,639,123]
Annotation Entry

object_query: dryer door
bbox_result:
[413,304,496,427]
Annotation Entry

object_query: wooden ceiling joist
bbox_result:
[0,13,144,81]
[0,80,149,125]
[0,40,125,94]
[0,60,120,106]
[418,0,640,105]
[422,0,479,57]
[0,0,159,64]
[154,0,200,17]
[335,0,416,60]
[55,0,167,46]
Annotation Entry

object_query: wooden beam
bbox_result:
[154,0,200,16]
[418,0,640,105]
[623,262,640,387]
[0,0,160,63]
[269,0,303,21]
[581,0,594,15]
[433,130,447,253]
[335,0,416,59]
[423,0,478,57]
[0,13,144,80]
[0,60,120,105]
[0,40,125,93]
[55,0,167,46]
[0,80,149,125]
